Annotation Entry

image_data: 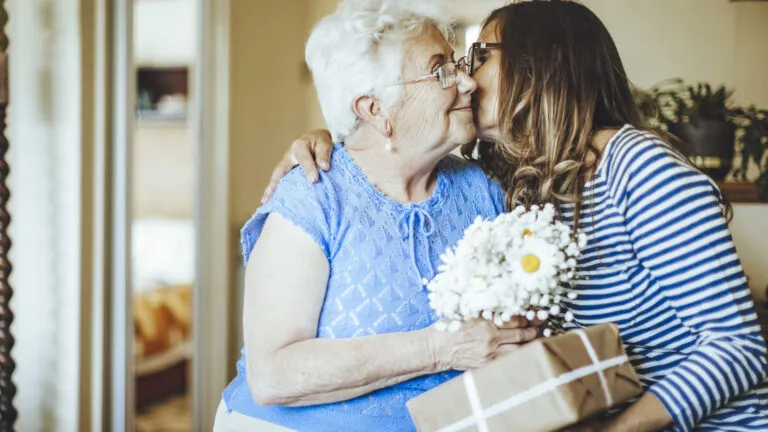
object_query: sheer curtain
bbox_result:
[8,0,85,430]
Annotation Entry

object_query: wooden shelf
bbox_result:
[137,66,189,113]
[137,109,187,123]
[717,182,760,203]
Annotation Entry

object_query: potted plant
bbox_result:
[636,79,768,201]
[647,79,737,182]
[732,106,768,201]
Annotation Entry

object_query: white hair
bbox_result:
[305,0,454,142]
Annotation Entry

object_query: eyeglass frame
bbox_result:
[391,57,471,90]
[467,42,503,76]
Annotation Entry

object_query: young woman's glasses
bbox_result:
[467,42,502,76]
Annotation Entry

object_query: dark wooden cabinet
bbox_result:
[718,182,760,203]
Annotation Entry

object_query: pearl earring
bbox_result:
[385,138,394,152]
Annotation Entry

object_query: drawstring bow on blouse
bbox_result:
[396,206,436,283]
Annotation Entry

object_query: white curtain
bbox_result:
[8,0,83,430]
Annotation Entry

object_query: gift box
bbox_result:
[406,323,642,432]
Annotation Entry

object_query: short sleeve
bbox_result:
[241,169,332,264]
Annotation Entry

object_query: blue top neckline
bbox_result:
[335,143,448,213]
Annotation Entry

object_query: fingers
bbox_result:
[496,327,539,345]
[262,130,333,204]
[262,162,292,204]
[291,140,320,183]
[497,316,528,329]
[315,137,333,171]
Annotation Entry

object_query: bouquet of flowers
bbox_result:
[427,204,587,335]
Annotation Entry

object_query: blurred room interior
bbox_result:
[5,0,768,431]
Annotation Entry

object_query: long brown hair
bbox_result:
[462,0,731,227]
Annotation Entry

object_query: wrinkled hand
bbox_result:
[427,317,539,371]
[261,129,334,203]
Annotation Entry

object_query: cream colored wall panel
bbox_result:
[228,0,308,223]
[133,123,194,219]
[584,0,737,90]
[134,0,197,66]
[731,204,768,298]
[733,2,768,109]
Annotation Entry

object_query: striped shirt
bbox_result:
[561,125,768,431]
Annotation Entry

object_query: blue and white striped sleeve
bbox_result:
[610,136,768,431]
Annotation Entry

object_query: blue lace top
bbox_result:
[222,144,505,431]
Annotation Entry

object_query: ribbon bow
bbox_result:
[397,206,436,282]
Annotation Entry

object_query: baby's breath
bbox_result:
[427,204,583,335]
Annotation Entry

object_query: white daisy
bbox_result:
[512,237,562,293]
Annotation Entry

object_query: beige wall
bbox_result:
[583,0,768,109]
[731,205,768,299]
[228,0,308,225]
[304,0,339,131]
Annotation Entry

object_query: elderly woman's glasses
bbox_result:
[394,58,471,90]
[468,42,502,76]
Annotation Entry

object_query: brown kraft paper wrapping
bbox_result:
[406,323,643,432]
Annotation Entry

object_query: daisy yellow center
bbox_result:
[522,229,533,238]
[521,254,541,273]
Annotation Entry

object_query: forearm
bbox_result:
[286,370,428,407]
[249,327,439,406]
[602,392,672,432]
[644,338,767,431]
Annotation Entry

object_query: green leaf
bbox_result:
[757,171,768,202]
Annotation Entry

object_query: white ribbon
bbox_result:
[438,330,626,432]
[575,329,613,407]
[463,371,490,432]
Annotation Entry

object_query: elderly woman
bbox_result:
[213,1,539,431]
[270,2,768,431]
